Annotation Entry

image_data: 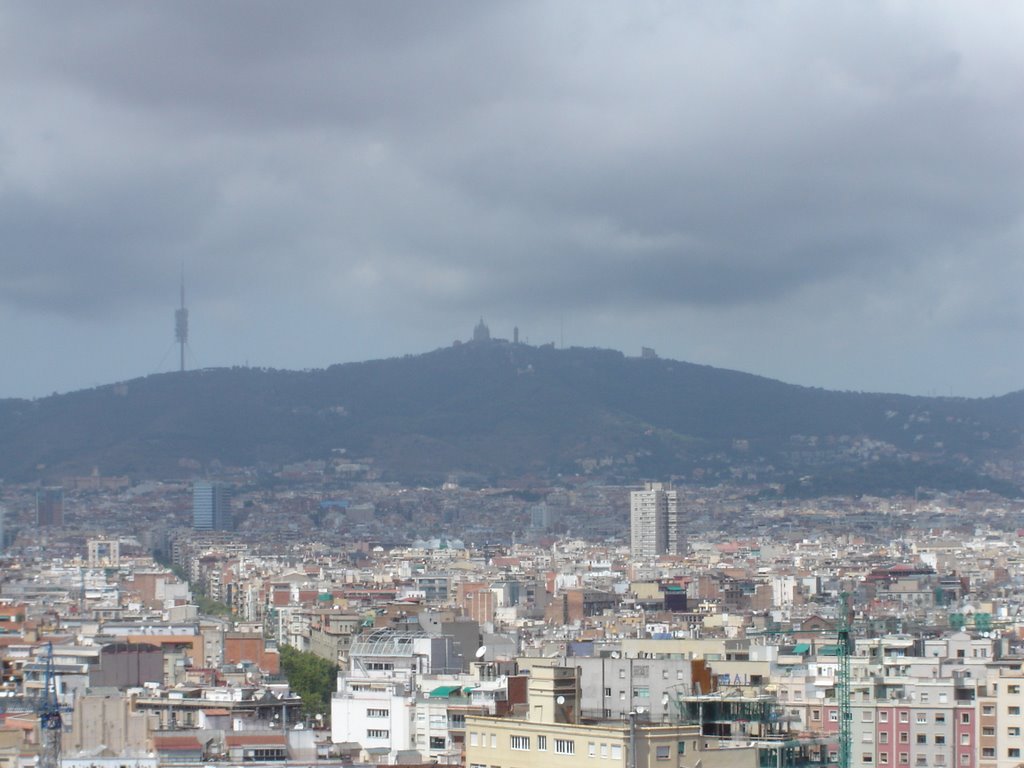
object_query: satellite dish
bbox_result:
[556,695,566,705]
[610,651,620,659]
[635,707,645,715]
[475,646,487,659]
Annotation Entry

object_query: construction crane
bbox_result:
[36,642,63,768]
[835,593,853,768]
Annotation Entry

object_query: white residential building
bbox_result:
[630,483,683,559]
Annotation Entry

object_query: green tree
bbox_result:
[279,645,338,723]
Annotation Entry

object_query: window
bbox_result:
[1010,748,1021,759]
[935,735,945,745]
[1009,727,1021,737]
[604,687,612,696]
[367,729,390,739]
[916,713,927,724]
[430,737,446,750]
[491,735,497,748]
[632,687,649,699]
[899,753,908,764]
[862,753,873,764]
[899,712,909,723]
[619,670,626,679]
[960,733,970,745]
[862,733,874,743]
[655,746,670,760]
[879,732,888,744]
[1012,706,1022,715]
[880,753,888,764]
[1010,685,1020,694]
[470,733,479,747]
[916,734,926,745]
[830,711,839,722]
[677,742,686,755]
[611,745,622,760]
[600,744,608,758]
[367,708,389,718]
[588,742,596,757]
[935,713,945,723]
[920,693,929,703]
[555,739,575,755]
[961,712,970,724]
[538,736,547,751]
[862,711,874,722]
[619,691,626,700]
[511,736,530,751]
[982,727,995,736]
[879,711,889,723]
[982,705,995,716]
[812,709,821,721]
[982,748,995,758]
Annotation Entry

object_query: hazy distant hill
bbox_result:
[1,342,1022,495]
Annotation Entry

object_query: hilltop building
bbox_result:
[630,482,683,559]
[473,318,491,342]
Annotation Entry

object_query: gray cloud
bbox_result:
[0,1,1022,397]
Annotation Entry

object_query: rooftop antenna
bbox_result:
[175,266,189,372]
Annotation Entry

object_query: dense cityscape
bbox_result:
[2,423,1024,768]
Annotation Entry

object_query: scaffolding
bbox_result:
[675,691,833,768]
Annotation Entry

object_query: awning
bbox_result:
[792,643,811,654]
[429,685,462,697]
[819,645,840,656]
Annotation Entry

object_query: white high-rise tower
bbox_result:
[629,482,684,559]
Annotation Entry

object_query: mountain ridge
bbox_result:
[1,342,1021,494]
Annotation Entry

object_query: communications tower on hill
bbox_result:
[175,269,189,372]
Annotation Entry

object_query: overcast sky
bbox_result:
[2,2,1023,399]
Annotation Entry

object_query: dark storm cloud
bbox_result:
[0,1,1022,396]
[0,174,215,315]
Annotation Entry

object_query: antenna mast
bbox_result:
[175,268,189,372]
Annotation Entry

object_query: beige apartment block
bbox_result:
[978,667,1024,768]
[465,714,755,768]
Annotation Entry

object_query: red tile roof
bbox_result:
[153,736,203,751]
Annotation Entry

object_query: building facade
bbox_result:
[630,483,682,559]
[36,486,64,527]
[192,481,233,531]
